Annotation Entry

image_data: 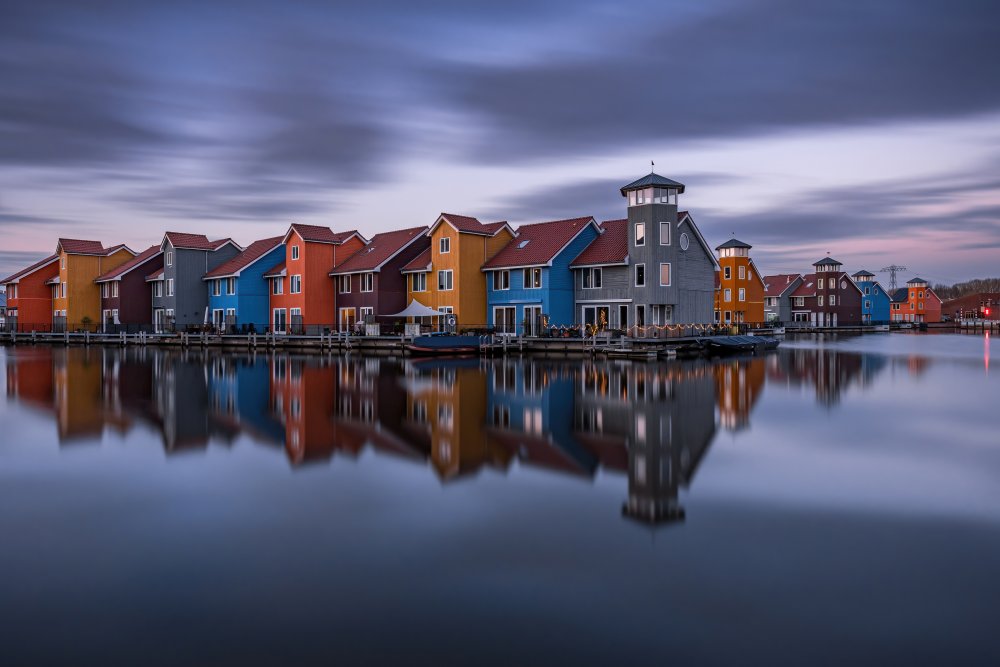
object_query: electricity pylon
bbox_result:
[880,264,908,292]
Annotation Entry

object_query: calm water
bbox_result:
[1,333,998,666]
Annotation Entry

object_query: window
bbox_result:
[919,291,924,299]
[635,222,645,246]
[412,272,427,292]
[865,300,872,309]
[582,267,602,289]
[212,280,220,296]
[738,265,746,280]
[290,275,302,294]
[829,278,835,288]
[738,288,745,302]
[438,270,453,291]
[794,297,804,307]
[841,280,847,290]
[166,251,173,266]
[865,287,871,295]
[111,282,118,298]
[152,282,163,297]
[523,268,541,289]
[724,311,732,322]
[680,233,690,251]
[166,279,174,296]
[361,273,374,292]
[492,270,510,291]
[359,306,374,322]
[659,263,671,286]
[724,288,732,302]
[226,278,235,295]
[291,245,299,260]
[337,275,350,293]
[272,278,283,295]
[165,309,174,321]
[829,295,836,306]
[101,284,108,298]
[439,237,451,254]
[635,263,645,287]
[818,295,824,306]
[724,266,731,280]
[658,221,670,245]
[226,308,235,320]
[60,256,66,269]
[60,283,66,298]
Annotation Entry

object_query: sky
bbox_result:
[2,0,999,284]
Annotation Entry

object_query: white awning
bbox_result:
[387,300,440,318]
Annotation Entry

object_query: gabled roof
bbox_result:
[104,243,137,256]
[677,211,721,270]
[791,274,817,298]
[570,219,627,268]
[203,236,284,279]
[852,269,875,278]
[57,238,107,256]
[95,246,162,282]
[0,254,59,285]
[715,238,752,250]
[891,288,909,302]
[283,223,367,246]
[400,248,432,274]
[429,213,513,237]
[330,226,428,275]
[813,257,842,266]
[620,172,686,195]
[163,232,242,252]
[262,261,286,278]
[763,274,802,298]
[483,217,599,270]
[146,267,164,282]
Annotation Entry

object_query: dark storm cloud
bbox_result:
[433,0,1000,161]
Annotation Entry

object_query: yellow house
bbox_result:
[401,213,514,328]
[52,238,136,327]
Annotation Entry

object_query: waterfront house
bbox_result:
[1,254,59,331]
[401,214,515,329]
[851,270,891,324]
[52,239,137,331]
[811,257,863,327]
[0,291,5,329]
[265,224,367,334]
[328,226,429,331]
[762,274,803,323]
[483,217,601,334]
[94,245,163,331]
[788,274,818,325]
[942,292,1000,320]
[150,232,242,332]
[713,238,766,325]
[569,218,629,330]
[890,277,942,323]
[202,236,285,332]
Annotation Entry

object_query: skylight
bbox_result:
[518,240,530,249]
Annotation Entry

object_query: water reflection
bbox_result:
[5,344,932,524]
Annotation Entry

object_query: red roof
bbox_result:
[146,267,164,281]
[483,217,596,269]
[103,243,136,256]
[263,261,286,278]
[286,223,363,245]
[790,273,817,297]
[164,232,215,250]
[764,274,802,297]
[95,246,161,282]
[330,226,427,274]
[203,236,284,279]
[570,219,628,267]
[401,247,432,273]
[58,238,106,255]
[208,238,236,250]
[435,213,510,236]
[1,254,58,284]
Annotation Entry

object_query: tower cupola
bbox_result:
[620,172,685,208]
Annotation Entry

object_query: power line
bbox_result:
[880,264,908,292]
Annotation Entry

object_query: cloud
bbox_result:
[0,250,54,283]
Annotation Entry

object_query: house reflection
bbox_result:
[765,348,890,406]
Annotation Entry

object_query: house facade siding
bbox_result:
[157,241,240,329]
[101,254,163,328]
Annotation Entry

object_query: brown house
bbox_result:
[328,226,429,331]
[942,292,1000,320]
[94,245,164,331]
[812,257,863,327]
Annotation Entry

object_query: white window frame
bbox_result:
[359,306,374,322]
[738,265,746,280]
[659,222,670,245]
[724,266,731,280]
[523,268,541,289]
[273,308,287,333]
[166,279,174,296]
[212,279,221,297]
[226,277,235,295]
[634,263,645,287]
[492,270,510,291]
[582,267,602,289]
[338,275,351,294]
[272,278,283,295]
[659,263,671,287]
[290,274,302,294]
[724,288,732,302]
[291,245,299,260]
[634,222,645,247]
[738,287,745,302]
[360,272,374,293]
[438,270,454,291]
[829,295,836,306]
[411,272,427,292]
[166,251,173,266]
[439,237,451,254]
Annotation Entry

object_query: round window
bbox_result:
[680,233,690,251]
[840,280,847,289]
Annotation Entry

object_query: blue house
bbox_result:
[203,236,285,332]
[852,270,891,324]
[482,217,600,335]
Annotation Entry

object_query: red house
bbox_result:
[1,254,60,331]
[94,246,164,331]
[811,257,863,327]
[328,226,429,332]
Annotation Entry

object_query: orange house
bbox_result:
[401,213,515,328]
[713,238,765,325]
[51,238,136,329]
[265,224,367,334]
[1,254,60,330]
[891,277,942,323]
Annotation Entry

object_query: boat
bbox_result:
[407,332,482,356]
[702,335,779,356]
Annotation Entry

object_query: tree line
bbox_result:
[932,278,1000,301]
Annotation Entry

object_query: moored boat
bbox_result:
[407,333,482,356]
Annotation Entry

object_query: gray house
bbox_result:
[149,232,242,331]
[763,274,804,323]
[570,173,718,331]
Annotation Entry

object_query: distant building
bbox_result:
[203,236,285,332]
[811,256,863,327]
[890,277,942,323]
[851,270,891,324]
[762,274,803,323]
[942,292,1000,320]
[713,238,765,325]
